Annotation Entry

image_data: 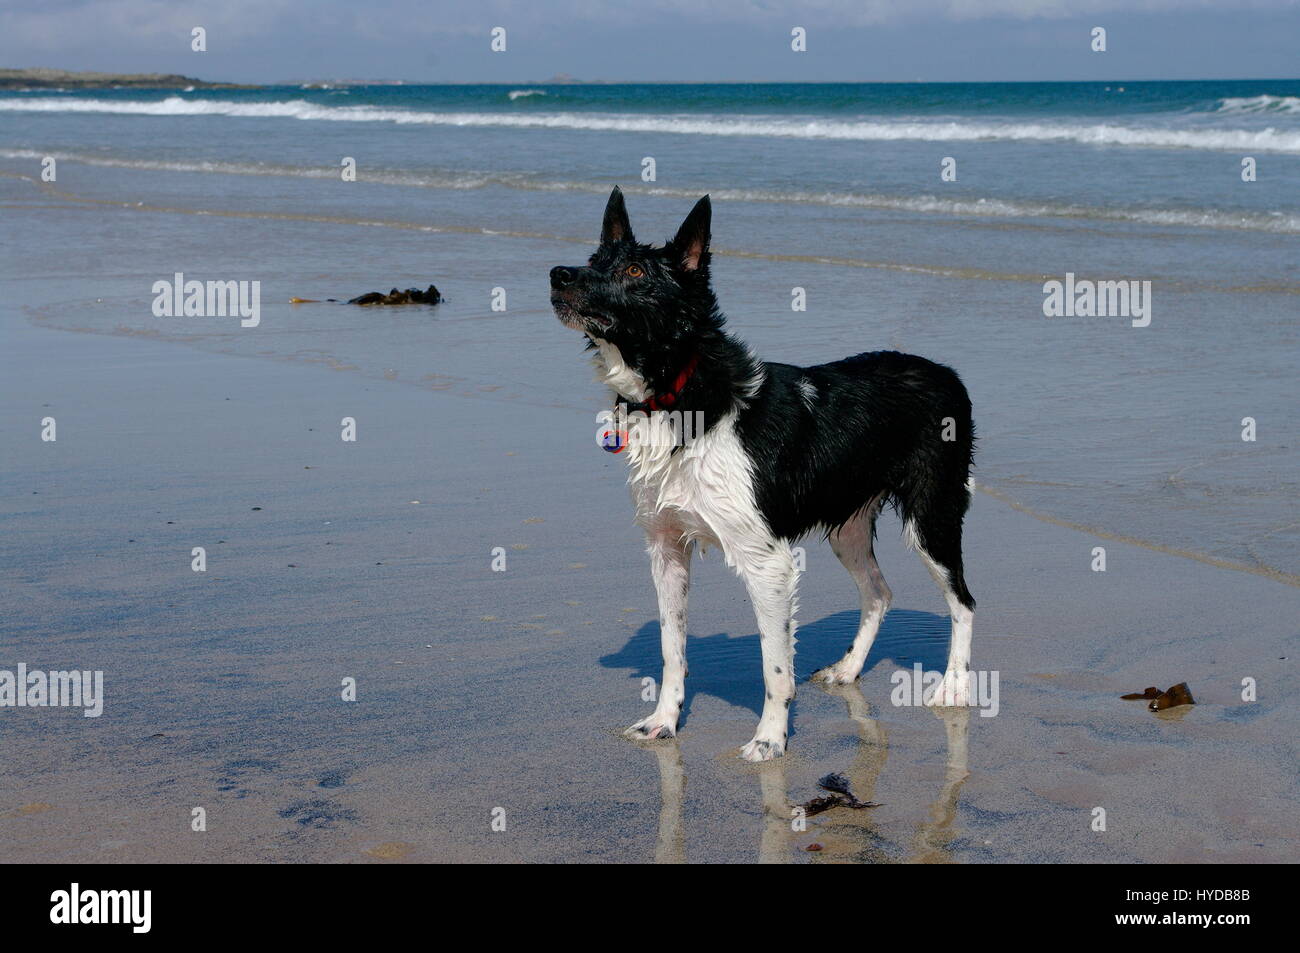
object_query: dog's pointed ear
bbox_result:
[670,195,711,272]
[601,186,634,245]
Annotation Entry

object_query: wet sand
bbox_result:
[2,155,1297,864]
[3,304,1296,863]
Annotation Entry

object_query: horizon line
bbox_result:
[6,68,1300,88]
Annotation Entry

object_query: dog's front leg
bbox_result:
[738,546,799,762]
[625,529,693,741]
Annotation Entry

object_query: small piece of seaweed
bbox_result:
[1121,682,1195,710]
[800,773,881,815]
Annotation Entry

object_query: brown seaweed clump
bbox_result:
[1121,682,1195,711]
[290,284,443,306]
[348,285,442,306]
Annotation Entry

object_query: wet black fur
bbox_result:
[550,188,976,610]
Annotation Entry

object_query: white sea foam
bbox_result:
[1214,94,1300,115]
[6,148,1296,233]
[3,96,1298,153]
[507,89,546,100]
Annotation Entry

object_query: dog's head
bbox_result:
[550,188,719,354]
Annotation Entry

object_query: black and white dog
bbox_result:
[550,188,976,761]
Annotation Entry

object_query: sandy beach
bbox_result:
[2,161,1296,862]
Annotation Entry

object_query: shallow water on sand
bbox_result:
[3,153,1295,580]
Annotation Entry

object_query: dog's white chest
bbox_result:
[589,337,769,562]
[626,412,768,564]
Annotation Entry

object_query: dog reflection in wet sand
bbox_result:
[646,683,971,864]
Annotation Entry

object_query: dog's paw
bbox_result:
[739,737,785,762]
[812,661,858,686]
[625,714,677,741]
[925,670,973,708]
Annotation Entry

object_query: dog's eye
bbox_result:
[625,264,644,278]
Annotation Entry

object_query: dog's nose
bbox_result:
[550,266,576,287]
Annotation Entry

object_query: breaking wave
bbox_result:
[4,96,1299,153]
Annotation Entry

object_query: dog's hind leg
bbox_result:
[626,528,694,740]
[738,545,799,762]
[813,494,891,685]
[904,496,975,708]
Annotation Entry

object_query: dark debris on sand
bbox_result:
[348,285,442,306]
[289,284,443,306]
[800,773,881,816]
[1121,682,1195,711]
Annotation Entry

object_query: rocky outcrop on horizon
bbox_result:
[0,67,257,89]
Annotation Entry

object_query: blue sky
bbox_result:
[1,0,1297,83]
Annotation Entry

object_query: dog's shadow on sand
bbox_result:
[600,608,950,725]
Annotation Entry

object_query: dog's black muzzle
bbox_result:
[549,265,608,330]
[550,265,580,289]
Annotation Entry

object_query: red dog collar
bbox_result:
[624,353,700,414]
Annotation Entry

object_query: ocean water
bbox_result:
[2,80,1297,579]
